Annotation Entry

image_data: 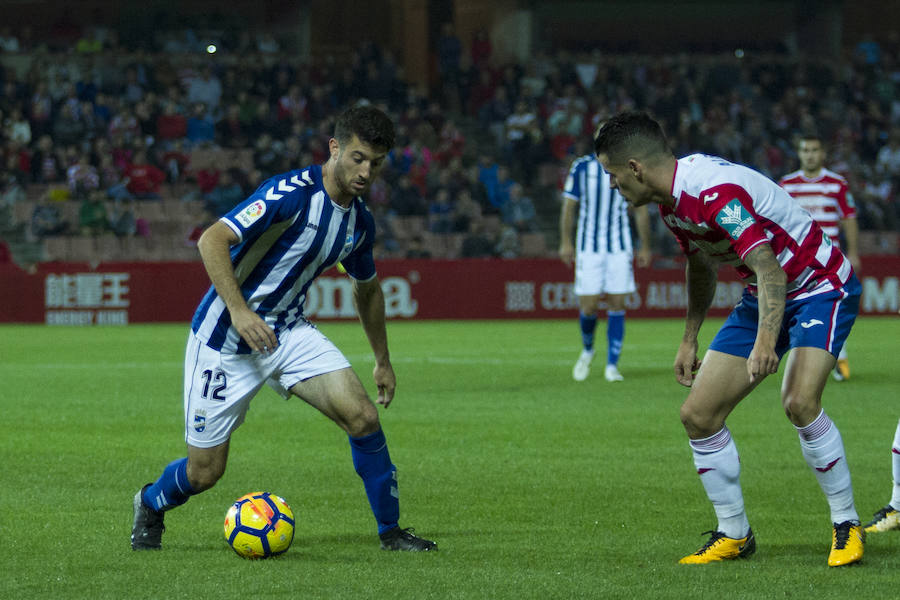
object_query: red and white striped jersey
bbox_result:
[777,168,856,248]
[662,154,852,300]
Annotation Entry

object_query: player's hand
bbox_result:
[559,243,575,267]
[673,340,701,387]
[373,361,396,408]
[232,308,278,355]
[637,247,652,268]
[747,342,778,383]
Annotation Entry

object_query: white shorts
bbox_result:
[183,322,351,448]
[574,251,636,296]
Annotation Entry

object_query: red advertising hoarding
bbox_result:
[1,257,897,324]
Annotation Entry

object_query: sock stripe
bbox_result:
[796,409,832,442]
[690,427,732,453]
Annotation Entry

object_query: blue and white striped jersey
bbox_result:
[563,155,633,254]
[191,164,377,354]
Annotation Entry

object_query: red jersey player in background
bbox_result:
[779,134,860,381]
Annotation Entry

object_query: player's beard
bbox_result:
[333,153,368,198]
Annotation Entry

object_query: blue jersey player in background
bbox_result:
[131,105,436,552]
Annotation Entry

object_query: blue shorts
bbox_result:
[709,275,861,360]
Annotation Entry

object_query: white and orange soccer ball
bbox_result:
[224,491,295,558]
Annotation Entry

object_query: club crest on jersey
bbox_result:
[236,200,266,227]
[193,410,207,432]
[715,199,755,240]
[343,232,354,253]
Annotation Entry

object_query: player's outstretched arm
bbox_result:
[197,221,278,353]
[743,244,785,382]
[353,276,396,407]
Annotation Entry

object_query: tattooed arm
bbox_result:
[742,243,786,382]
[674,252,719,387]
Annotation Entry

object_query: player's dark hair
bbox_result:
[334,105,395,151]
[798,133,823,147]
[594,111,670,165]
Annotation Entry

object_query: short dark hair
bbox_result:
[593,111,670,165]
[798,133,823,146]
[334,105,395,151]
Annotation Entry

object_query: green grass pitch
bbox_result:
[2,316,899,599]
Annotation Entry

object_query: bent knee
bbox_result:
[343,401,380,438]
[782,393,820,426]
[679,402,723,438]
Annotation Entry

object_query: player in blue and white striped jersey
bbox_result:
[131,105,436,553]
[559,146,651,383]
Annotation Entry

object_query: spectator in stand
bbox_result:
[186,102,216,147]
[109,198,138,237]
[460,217,497,258]
[469,28,492,70]
[30,134,64,184]
[29,81,53,138]
[160,139,191,184]
[31,200,70,238]
[66,152,100,197]
[390,174,427,217]
[108,103,141,145]
[52,102,85,147]
[876,127,900,179]
[452,188,483,234]
[501,183,537,232]
[124,150,166,199]
[4,106,32,145]
[187,64,222,116]
[217,103,248,148]
[505,100,541,183]
[204,169,244,217]
[79,190,110,236]
[156,100,188,145]
[404,234,431,259]
[427,188,455,233]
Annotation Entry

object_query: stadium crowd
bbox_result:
[1,22,899,269]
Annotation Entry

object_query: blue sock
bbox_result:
[607,310,625,366]
[142,457,196,512]
[349,429,399,535]
[579,313,598,352]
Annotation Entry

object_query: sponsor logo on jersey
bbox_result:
[236,200,266,227]
[715,199,755,240]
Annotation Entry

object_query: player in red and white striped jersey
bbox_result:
[595,112,864,567]
[779,135,859,381]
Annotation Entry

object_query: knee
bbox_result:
[782,392,819,426]
[680,401,720,438]
[343,401,380,438]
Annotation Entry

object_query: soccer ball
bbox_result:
[224,491,295,558]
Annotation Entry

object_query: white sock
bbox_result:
[838,346,848,361]
[797,410,859,524]
[690,427,750,539]
[890,419,900,510]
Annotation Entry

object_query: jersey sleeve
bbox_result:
[836,182,857,219]
[562,160,582,201]
[220,174,305,242]
[703,184,769,259]
[339,204,377,281]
